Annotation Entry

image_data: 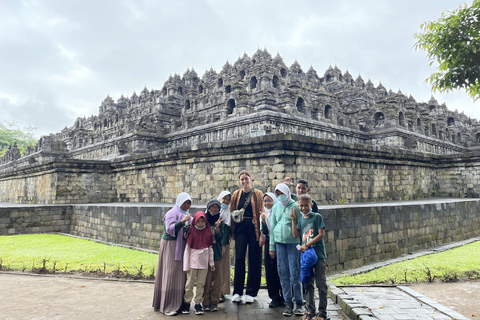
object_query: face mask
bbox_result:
[179,208,189,215]
[277,195,288,204]
[264,207,271,215]
[302,208,313,217]
[194,224,206,230]
[221,203,229,209]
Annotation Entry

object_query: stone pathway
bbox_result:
[330,285,468,320]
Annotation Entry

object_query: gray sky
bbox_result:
[1,0,478,137]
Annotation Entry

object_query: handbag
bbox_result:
[231,189,254,224]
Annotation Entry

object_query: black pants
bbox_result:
[233,220,262,297]
[264,235,284,303]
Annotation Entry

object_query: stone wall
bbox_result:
[1,199,479,273]
[4,133,480,205]
[0,205,72,235]
[322,199,480,271]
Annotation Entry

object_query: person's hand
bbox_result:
[222,246,226,255]
[300,244,308,252]
[181,214,191,224]
[284,175,294,186]
[260,213,266,223]
[269,251,276,259]
[185,270,190,274]
[290,208,296,221]
[210,265,215,272]
[184,233,188,239]
[259,234,265,247]
[215,218,224,228]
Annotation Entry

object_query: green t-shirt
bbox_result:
[296,212,327,259]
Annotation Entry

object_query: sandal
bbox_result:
[312,314,325,320]
[302,312,314,320]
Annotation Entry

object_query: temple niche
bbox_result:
[2,49,480,164]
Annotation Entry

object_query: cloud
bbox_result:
[0,0,479,139]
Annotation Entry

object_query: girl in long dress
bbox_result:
[152,192,192,316]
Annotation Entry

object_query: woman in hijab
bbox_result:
[260,192,284,308]
[153,192,192,316]
[217,191,232,302]
[268,183,304,316]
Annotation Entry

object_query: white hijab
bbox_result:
[275,183,291,207]
[263,192,278,231]
[263,192,277,216]
[176,192,192,225]
[217,190,232,226]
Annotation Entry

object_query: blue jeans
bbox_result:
[276,243,302,305]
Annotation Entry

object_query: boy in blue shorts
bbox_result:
[291,194,328,320]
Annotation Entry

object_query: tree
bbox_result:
[414,1,480,100]
[0,121,37,157]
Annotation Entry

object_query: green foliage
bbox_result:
[414,1,480,100]
[331,241,480,285]
[0,121,37,157]
[0,234,158,278]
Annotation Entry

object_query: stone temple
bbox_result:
[1,50,480,273]
[1,49,480,205]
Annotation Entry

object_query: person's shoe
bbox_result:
[164,311,177,316]
[181,301,191,314]
[245,295,254,303]
[203,304,211,312]
[219,294,226,303]
[232,294,242,303]
[210,304,218,312]
[194,303,204,315]
[294,304,306,316]
[269,300,284,308]
[283,303,293,317]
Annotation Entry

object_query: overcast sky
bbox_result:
[1,0,478,137]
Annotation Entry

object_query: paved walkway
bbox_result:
[1,271,472,320]
[330,285,468,320]
[0,272,349,320]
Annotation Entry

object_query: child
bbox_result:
[284,177,319,212]
[260,192,284,308]
[182,211,215,315]
[153,192,192,316]
[202,199,224,312]
[291,194,327,320]
[217,191,232,302]
[269,183,305,317]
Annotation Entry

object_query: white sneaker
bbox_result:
[232,294,242,303]
[245,295,254,303]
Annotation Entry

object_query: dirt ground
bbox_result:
[409,279,480,318]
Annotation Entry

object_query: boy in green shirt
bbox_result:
[291,194,327,320]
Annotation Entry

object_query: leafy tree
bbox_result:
[0,121,37,157]
[414,1,480,100]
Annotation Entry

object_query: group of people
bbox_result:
[152,170,328,320]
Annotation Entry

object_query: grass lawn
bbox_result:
[331,240,480,285]
[0,234,158,279]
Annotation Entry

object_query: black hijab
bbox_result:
[205,199,221,225]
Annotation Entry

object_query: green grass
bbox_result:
[0,234,158,278]
[331,241,480,285]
